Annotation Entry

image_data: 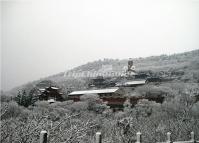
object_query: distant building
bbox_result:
[135,72,148,79]
[91,76,105,87]
[39,86,64,102]
[89,76,116,88]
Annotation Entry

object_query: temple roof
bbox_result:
[116,80,146,86]
[68,87,119,96]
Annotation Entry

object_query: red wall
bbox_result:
[101,97,126,105]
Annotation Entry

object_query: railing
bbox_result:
[39,130,198,143]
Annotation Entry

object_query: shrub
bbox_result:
[80,94,109,113]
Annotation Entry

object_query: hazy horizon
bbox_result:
[1,0,199,91]
[2,49,199,91]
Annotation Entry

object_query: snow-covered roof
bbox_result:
[48,99,56,103]
[39,88,45,91]
[68,87,119,96]
[51,87,59,90]
[124,80,146,85]
[116,80,146,86]
[39,87,59,91]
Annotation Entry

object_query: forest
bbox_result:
[1,49,199,143]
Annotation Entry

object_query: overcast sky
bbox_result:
[1,0,199,91]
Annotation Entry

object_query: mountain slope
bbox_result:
[8,49,199,96]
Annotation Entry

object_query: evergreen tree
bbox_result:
[15,91,22,106]
[15,89,39,107]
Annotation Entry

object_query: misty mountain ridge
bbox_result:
[8,49,199,95]
[47,49,199,80]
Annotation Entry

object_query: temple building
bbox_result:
[68,87,126,108]
[39,86,64,103]
[68,79,164,109]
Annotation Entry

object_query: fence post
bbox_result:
[40,130,47,143]
[136,132,142,143]
[96,132,102,143]
[50,121,53,128]
[167,132,171,143]
[191,132,195,143]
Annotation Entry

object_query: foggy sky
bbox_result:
[1,0,199,91]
